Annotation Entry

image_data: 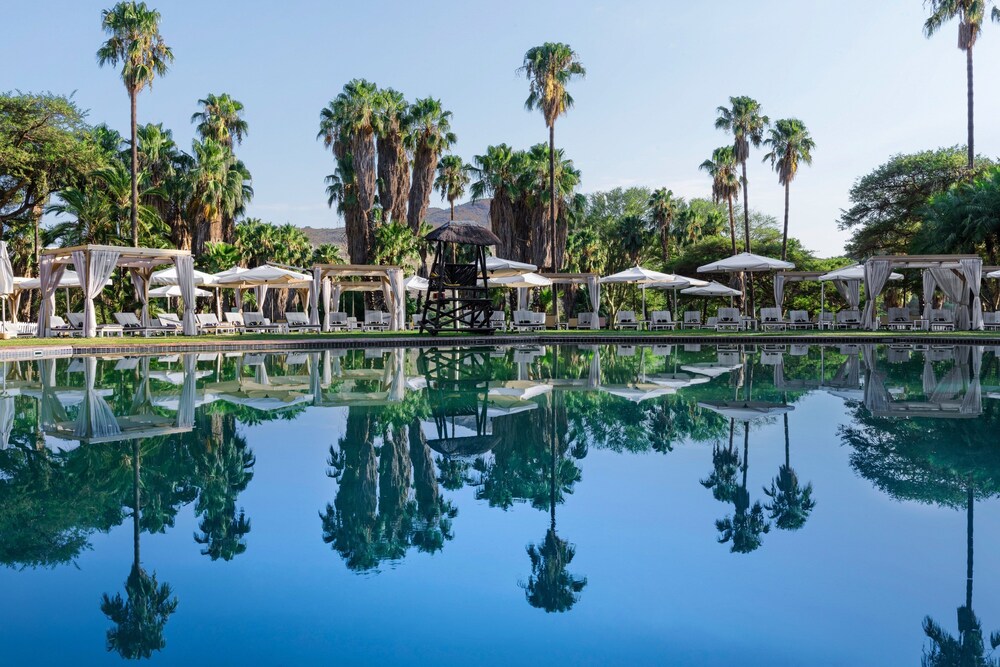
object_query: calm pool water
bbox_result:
[0,343,998,665]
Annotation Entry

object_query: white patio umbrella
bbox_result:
[642,274,709,315]
[698,252,794,314]
[485,256,537,278]
[493,272,553,311]
[150,266,216,285]
[148,285,213,299]
[681,281,742,297]
[601,266,673,319]
[404,275,429,293]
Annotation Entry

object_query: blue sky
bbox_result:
[7,0,1000,257]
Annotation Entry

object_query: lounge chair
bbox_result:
[985,311,1000,331]
[715,307,742,332]
[887,307,912,331]
[929,309,955,331]
[817,312,835,330]
[363,310,389,332]
[706,316,718,329]
[614,310,640,330]
[13,322,37,337]
[48,315,76,337]
[835,309,861,329]
[788,310,813,330]
[513,310,543,332]
[573,312,599,329]
[197,313,236,335]
[285,311,321,333]
[650,310,677,331]
[157,312,183,333]
[243,311,284,333]
[682,311,702,329]
[490,310,506,332]
[411,313,423,330]
[759,307,787,331]
[112,312,166,337]
[328,312,349,331]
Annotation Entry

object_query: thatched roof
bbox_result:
[427,434,501,458]
[424,220,500,246]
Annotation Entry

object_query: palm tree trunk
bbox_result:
[130,88,139,247]
[740,160,755,316]
[966,482,974,610]
[549,124,558,324]
[727,194,737,255]
[450,199,455,221]
[967,45,974,170]
[133,438,141,568]
[783,412,790,467]
[781,181,790,261]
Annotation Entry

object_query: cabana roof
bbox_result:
[867,254,980,269]
[424,220,500,246]
[41,244,190,268]
[314,264,402,277]
[774,271,825,282]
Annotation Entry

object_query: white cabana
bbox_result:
[38,245,196,337]
[485,256,536,278]
[815,264,902,319]
[698,252,795,314]
[861,255,983,330]
[311,264,405,331]
[214,264,313,321]
[539,273,601,330]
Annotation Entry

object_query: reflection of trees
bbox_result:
[711,421,770,553]
[841,378,1000,664]
[320,407,455,572]
[763,410,814,531]
[100,438,178,660]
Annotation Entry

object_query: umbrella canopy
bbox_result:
[148,285,213,299]
[698,252,795,273]
[150,266,217,286]
[681,281,742,297]
[988,269,1000,279]
[642,275,709,289]
[404,275,429,293]
[485,256,537,278]
[214,264,312,288]
[492,272,553,288]
[600,266,673,284]
[698,400,795,421]
[819,264,903,281]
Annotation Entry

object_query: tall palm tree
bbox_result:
[188,139,252,253]
[405,97,455,234]
[519,42,586,275]
[714,96,769,254]
[372,88,411,225]
[699,146,742,255]
[471,144,521,260]
[763,118,815,260]
[434,155,471,221]
[96,1,173,247]
[647,188,681,262]
[924,0,989,169]
[191,93,248,149]
[318,79,379,263]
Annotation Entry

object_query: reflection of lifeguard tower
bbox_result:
[420,221,500,335]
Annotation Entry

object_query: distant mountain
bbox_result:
[298,199,491,250]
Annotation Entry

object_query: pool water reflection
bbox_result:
[0,343,999,665]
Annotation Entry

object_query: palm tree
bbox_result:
[191,93,248,149]
[470,144,520,260]
[372,88,410,225]
[763,118,815,260]
[96,1,173,247]
[434,155,471,221]
[924,0,989,169]
[699,146,741,255]
[647,188,681,262]
[318,80,379,263]
[519,42,586,274]
[405,97,456,234]
[714,96,769,254]
[763,412,815,530]
[188,139,252,253]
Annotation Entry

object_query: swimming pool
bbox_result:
[1,343,997,665]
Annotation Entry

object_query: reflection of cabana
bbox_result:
[310,264,405,331]
[698,400,794,421]
[862,345,982,418]
[39,245,196,337]
[538,273,601,329]
[861,255,983,330]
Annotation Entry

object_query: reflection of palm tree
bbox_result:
[714,422,770,553]
[192,413,254,561]
[100,439,178,659]
[763,411,815,531]
[523,394,586,612]
[701,418,741,503]
[922,484,1000,666]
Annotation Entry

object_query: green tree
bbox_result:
[434,155,471,221]
[372,88,410,225]
[405,97,455,233]
[471,144,521,260]
[191,93,248,149]
[762,118,815,260]
[647,188,681,262]
[97,1,173,246]
[519,42,586,274]
[715,96,769,255]
[700,146,742,255]
[924,0,991,168]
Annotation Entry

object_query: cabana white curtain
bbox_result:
[178,354,197,428]
[322,279,333,331]
[173,255,197,335]
[586,275,600,330]
[38,256,66,337]
[922,270,937,321]
[310,269,322,326]
[773,274,785,310]
[960,258,983,330]
[862,260,892,330]
[74,248,120,338]
[75,357,120,439]
[128,267,153,327]
[833,280,860,309]
[929,268,968,330]
[387,269,405,331]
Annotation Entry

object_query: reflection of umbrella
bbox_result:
[601,383,675,403]
[681,362,744,378]
[698,400,795,421]
[647,373,711,389]
[213,380,313,411]
[489,380,552,400]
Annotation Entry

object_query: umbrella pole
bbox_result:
[642,285,646,322]
[820,282,825,322]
